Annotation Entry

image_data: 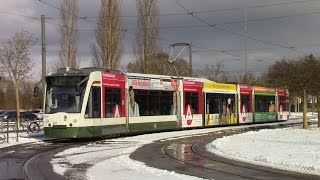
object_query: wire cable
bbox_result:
[35,0,243,59]
[175,0,307,55]
[44,0,318,19]
[0,10,39,20]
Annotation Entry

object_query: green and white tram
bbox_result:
[43,68,185,138]
[44,68,127,138]
[41,68,289,139]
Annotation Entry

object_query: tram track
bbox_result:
[161,129,294,180]
[0,139,84,180]
[131,123,320,180]
[23,139,139,180]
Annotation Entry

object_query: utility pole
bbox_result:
[189,44,192,76]
[41,15,46,98]
[244,8,247,76]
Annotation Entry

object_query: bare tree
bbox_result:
[132,0,160,73]
[0,74,6,109]
[194,60,232,82]
[59,0,79,69]
[238,71,256,85]
[265,54,319,129]
[127,52,190,76]
[0,31,37,141]
[91,0,123,70]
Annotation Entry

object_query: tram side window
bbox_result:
[185,92,199,114]
[241,95,251,113]
[255,95,275,112]
[206,93,235,114]
[135,90,171,116]
[85,87,101,118]
[206,93,219,114]
[105,88,121,118]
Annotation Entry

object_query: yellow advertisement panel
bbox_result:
[204,82,236,91]
[205,113,237,126]
[253,86,275,93]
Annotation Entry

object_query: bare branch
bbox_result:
[131,0,160,73]
[0,30,37,132]
[91,0,123,70]
[59,0,79,69]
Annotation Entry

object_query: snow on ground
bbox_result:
[1,112,320,179]
[52,128,227,180]
[51,113,317,180]
[207,113,320,176]
[0,131,45,148]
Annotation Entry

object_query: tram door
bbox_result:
[238,85,253,124]
[181,80,203,128]
[101,72,126,135]
[85,72,125,137]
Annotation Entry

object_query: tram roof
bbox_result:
[126,72,213,82]
[48,68,216,84]
[47,67,120,77]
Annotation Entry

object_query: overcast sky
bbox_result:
[1,0,320,79]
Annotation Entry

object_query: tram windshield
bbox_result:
[45,76,87,114]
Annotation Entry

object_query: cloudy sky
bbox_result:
[1,0,320,79]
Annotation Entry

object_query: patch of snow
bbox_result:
[207,127,320,175]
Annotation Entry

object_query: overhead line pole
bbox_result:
[41,15,46,107]
[245,8,247,75]
[189,44,192,76]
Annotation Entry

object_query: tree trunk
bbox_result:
[288,99,291,116]
[318,95,320,128]
[312,96,315,115]
[15,83,20,142]
[303,88,308,129]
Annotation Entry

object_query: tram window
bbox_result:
[241,95,251,113]
[135,90,171,116]
[279,96,288,111]
[206,93,235,114]
[255,95,275,112]
[85,87,101,118]
[105,88,121,118]
[185,92,199,114]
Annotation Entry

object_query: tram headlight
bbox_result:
[48,123,51,127]
[69,123,73,127]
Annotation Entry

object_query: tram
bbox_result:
[41,68,289,138]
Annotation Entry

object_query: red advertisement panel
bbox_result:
[277,88,289,112]
[183,80,203,115]
[240,85,253,112]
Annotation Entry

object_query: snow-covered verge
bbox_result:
[207,124,320,175]
[0,131,44,148]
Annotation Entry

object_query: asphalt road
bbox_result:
[0,140,77,180]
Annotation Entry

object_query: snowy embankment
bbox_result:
[207,113,320,176]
